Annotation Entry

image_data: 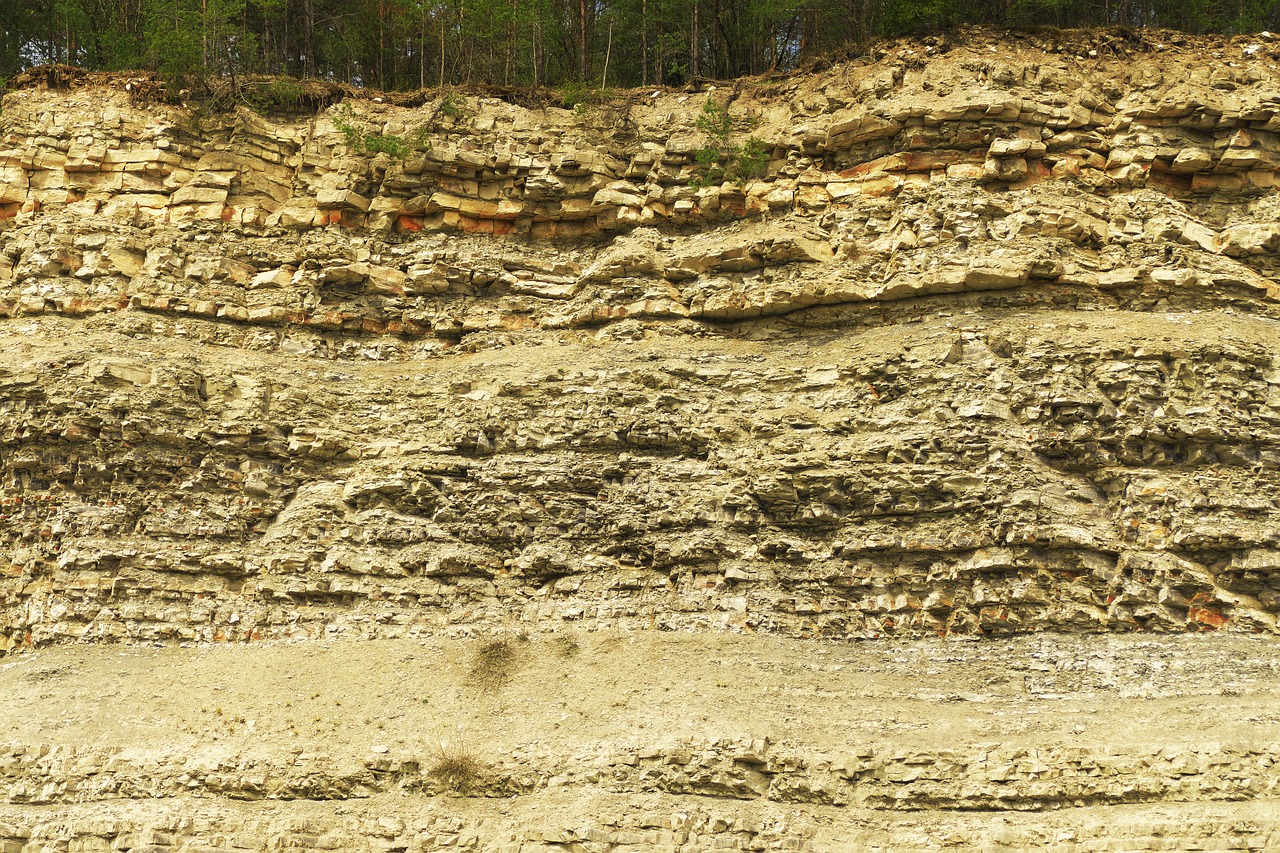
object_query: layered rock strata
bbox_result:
[4,27,1280,852]
[9,36,1280,645]
[3,632,1280,851]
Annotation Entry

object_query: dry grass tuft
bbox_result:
[468,638,520,690]
[551,634,580,658]
[428,743,486,794]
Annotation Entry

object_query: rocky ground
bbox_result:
[3,25,1280,851]
[2,631,1280,850]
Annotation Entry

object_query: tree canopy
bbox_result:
[3,0,1279,90]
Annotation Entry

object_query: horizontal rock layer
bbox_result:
[5,29,1280,852]
[6,737,1280,809]
[3,632,1280,851]
[5,306,1280,648]
[4,798,1274,852]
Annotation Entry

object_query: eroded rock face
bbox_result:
[7,30,1280,853]
[5,35,1280,652]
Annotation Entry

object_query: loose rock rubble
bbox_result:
[4,27,1280,851]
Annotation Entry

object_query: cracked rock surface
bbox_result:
[3,27,1280,851]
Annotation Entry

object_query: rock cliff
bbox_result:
[3,27,1280,851]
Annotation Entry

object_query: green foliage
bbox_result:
[333,103,366,149]
[737,136,770,180]
[690,98,769,188]
[431,92,473,127]
[409,126,433,152]
[880,0,956,32]
[244,78,306,114]
[332,102,430,160]
[438,93,467,118]
[7,0,1280,93]
[694,98,732,143]
[363,133,410,158]
[558,82,613,111]
[263,78,305,107]
[145,9,204,86]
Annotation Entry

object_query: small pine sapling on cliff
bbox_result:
[690,98,770,188]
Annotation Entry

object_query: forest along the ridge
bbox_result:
[3,0,1280,93]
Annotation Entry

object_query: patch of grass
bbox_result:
[551,634,580,658]
[428,737,486,794]
[468,638,520,690]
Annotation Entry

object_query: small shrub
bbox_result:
[333,103,365,150]
[363,132,409,158]
[559,82,613,111]
[695,98,732,143]
[332,103,428,159]
[689,98,770,187]
[426,92,473,130]
[239,78,309,115]
[551,634,580,658]
[736,135,770,180]
[262,78,304,109]
[439,92,468,119]
[690,145,726,188]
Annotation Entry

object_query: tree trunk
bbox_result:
[578,0,587,80]
[601,20,611,88]
[641,0,648,86]
[378,0,386,89]
[303,0,315,77]
[691,0,699,79]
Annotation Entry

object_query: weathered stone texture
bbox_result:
[7,38,1280,649]
[5,30,1280,850]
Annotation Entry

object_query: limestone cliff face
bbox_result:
[7,31,1280,653]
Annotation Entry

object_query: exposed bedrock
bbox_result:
[7,28,1280,853]
[6,34,1280,649]
[5,307,1280,650]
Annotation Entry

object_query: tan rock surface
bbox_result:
[2,632,1280,850]
[3,28,1280,850]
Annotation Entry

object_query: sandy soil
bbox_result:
[4,630,1278,766]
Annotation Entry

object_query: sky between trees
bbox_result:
[3,0,1279,91]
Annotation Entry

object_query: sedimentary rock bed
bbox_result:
[3,632,1280,850]
[2,26,1280,851]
